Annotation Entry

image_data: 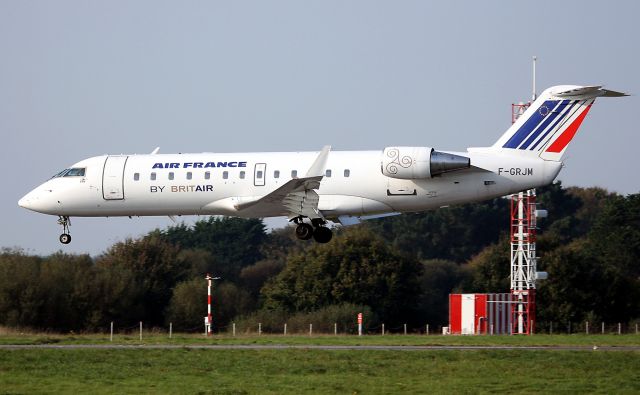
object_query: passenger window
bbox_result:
[240,171,245,179]
[257,170,263,179]
[291,170,298,178]
[169,172,174,180]
[325,169,332,178]
[134,173,140,181]
[223,171,228,180]
[204,171,210,180]
[187,172,192,180]
[344,169,350,177]
[151,172,156,181]
[274,170,280,179]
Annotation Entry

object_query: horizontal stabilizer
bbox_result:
[553,85,629,99]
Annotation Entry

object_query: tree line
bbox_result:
[0,182,638,332]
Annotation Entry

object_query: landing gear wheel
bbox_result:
[295,223,314,240]
[313,226,333,243]
[57,216,72,244]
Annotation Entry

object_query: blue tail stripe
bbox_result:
[503,100,558,149]
[531,100,580,151]
[519,100,569,150]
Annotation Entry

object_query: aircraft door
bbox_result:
[254,163,266,186]
[386,178,416,196]
[102,156,128,200]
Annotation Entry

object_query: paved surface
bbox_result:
[1,344,639,351]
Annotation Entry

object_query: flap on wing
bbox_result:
[234,175,323,211]
[230,145,331,218]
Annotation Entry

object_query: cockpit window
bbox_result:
[52,168,86,178]
[64,168,86,177]
[52,169,68,178]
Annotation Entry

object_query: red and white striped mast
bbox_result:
[509,56,545,335]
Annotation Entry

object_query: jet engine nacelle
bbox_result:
[381,147,470,179]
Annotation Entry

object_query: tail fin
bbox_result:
[492,85,627,161]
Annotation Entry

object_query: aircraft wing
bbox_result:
[234,146,331,219]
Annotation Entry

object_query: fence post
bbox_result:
[334,322,337,336]
[426,324,429,335]
[382,323,385,336]
[169,322,173,339]
[618,323,621,335]
[232,322,236,337]
[139,321,142,341]
[404,324,407,335]
[602,322,605,334]
[258,322,262,335]
[284,323,287,336]
[586,321,589,335]
[490,324,494,336]
[530,320,534,335]
[309,324,313,336]
[110,321,113,342]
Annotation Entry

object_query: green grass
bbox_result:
[0,348,639,394]
[1,331,640,347]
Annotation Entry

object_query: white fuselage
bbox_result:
[18,148,562,221]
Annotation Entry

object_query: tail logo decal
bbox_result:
[503,100,563,149]
[502,99,594,153]
[545,104,592,153]
[530,100,580,151]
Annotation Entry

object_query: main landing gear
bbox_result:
[58,216,71,244]
[292,217,333,244]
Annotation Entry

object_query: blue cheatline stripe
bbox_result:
[532,100,582,151]
[502,100,559,149]
[519,100,569,150]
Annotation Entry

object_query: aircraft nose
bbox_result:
[18,195,31,209]
[18,188,59,214]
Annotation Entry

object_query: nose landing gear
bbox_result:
[57,216,71,244]
[292,217,333,243]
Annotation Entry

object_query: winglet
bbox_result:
[151,147,160,155]
[305,145,331,177]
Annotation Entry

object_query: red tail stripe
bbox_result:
[545,104,592,153]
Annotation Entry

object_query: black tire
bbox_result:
[295,223,314,240]
[59,234,71,244]
[313,227,333,243]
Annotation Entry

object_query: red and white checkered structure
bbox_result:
[449,293,514,335]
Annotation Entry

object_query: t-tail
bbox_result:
[492,85,627,162]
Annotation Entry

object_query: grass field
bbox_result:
[1,347,639,394]
[1,330,639,347]
[1,332,639,394]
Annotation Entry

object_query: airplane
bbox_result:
[19,85,626,244]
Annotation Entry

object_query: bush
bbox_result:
[232,304,376,334]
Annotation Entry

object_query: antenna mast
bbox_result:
[532,56,537,101]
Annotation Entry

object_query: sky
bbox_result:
[1,1,638,256]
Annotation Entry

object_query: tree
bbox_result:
[95,235,185,327]
[262,227,422,325]
[417,259,468,325]
[462,237,511,293]
[366,197,510,262]
[166,279,252,331]
[161,217,267,281]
